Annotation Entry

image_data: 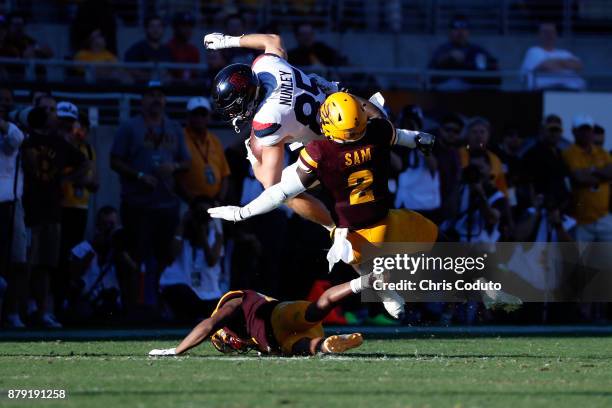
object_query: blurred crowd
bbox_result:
[0,2,609,329]
[1,76,611,329]
[0,7,588,92]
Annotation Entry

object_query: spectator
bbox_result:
[442,157,507,243]
[428,15,499,90]
[521,23,585,91]
[124,15,173,82]
[167,12,200,81]
[0,14,18,56]
[0,15,20,80]
[491,125,525,210]
[221,13,256,64]
[74,28,117,64]
[288,22,347,67]
[70,0,117,55]
[203,50,228,90]
[515,194,575,243]
[125,15,172,63]
[74,28,122,82]
[392,105,440,220]
[507,193,577,307]
[459,117,508,195]
[58,103,99,312]
[562,114,612,242]
[110,81,191,306]
[33,93,58,128]
[0,86,14,119]
[66,206,137,321]
[433,113,464,223]
[593,124,605,148]
[177,97,230,203]
[21,106,90,328]
[5,13,53,59]
[0,96,28,328]
[160,198,226,322]
[522,115,572,205]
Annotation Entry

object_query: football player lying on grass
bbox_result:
[149,275,376,357]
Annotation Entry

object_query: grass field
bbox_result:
[1,335,612,407]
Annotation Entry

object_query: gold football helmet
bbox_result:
[211,328,255,354]
[319,92,367,143]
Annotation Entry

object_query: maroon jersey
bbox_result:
[218,290,280,354]
[298,118,396,229]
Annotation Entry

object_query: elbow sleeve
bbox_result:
[241,163,306,218]
[395,128,419,148]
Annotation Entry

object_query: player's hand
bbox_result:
[203,33,241,50]
[208,206,244,222]
[308,74,339,95]
[415,132,435,156]
[148,348,177,356]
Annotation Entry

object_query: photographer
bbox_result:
[21,105,91,328]
[66,206,136,322]
[159,198,226,323]
[0,90,27,328]
[515,193,574,243]
[443,157,508,243]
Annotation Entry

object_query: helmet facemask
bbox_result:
[212,63,261,133]
[210,328,255,354]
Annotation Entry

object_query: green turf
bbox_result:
[1,337,611,407]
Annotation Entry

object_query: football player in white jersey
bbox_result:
[204,32,337,228]
[204,33,416,319]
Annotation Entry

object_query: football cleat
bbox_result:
[322,333,363,353]
[478,278,523,312]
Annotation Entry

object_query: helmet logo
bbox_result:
[228,73,249,90]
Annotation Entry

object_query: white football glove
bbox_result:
[308,73,339,95]
[244,139,259,165]
[208,206,245,222]
[203,33,242,50]
[415,132,436,156]
[148,348,177,356]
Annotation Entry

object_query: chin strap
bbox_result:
[231,117,242,133]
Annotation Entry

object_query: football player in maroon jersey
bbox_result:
[208,92,438,319]
[149,275,374,357]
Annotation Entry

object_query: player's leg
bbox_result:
[291,334,364,355]
[304,275,373,322]
[286,193,334,230]
[348,209,439,318]
[352,261,405,319]
[291,337,324,355]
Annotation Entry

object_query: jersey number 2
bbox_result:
[348,169,374,205]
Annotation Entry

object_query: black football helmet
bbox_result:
[211,63,260,132]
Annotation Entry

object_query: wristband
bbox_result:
[227,35,243,48]
[137,172,144,180]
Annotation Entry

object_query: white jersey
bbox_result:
[251,53,327,147]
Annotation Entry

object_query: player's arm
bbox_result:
[207,161,318,222]
[393,126,436,156]
[203,32,287,59]
[351,93,385,119]
[245,141,334,228]
[149,298,242,356]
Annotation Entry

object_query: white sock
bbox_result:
[350,277,363,294]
